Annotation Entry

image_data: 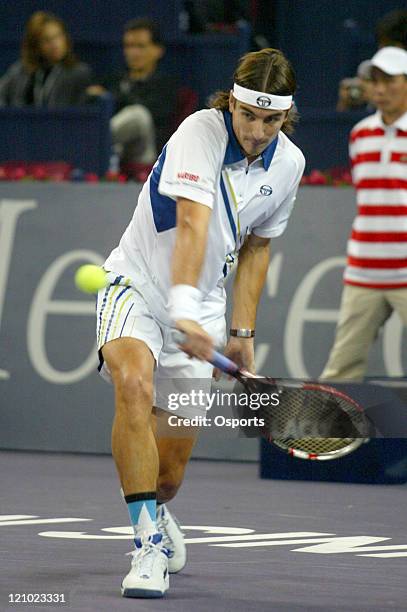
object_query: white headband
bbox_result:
[233,83,292,110]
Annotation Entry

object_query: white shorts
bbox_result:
[96,272,226,418]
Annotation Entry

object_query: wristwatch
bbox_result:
[230,328,255,338]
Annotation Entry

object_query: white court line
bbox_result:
[0,515,37,521]
[0,518,92,526]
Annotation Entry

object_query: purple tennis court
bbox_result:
[1,450,406,611]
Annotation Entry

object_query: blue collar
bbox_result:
[222,110,278,171]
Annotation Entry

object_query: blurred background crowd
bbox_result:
[0,0,406,182]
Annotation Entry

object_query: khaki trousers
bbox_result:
[110,104,157,164]
[321,285,407,381]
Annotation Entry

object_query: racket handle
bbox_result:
[173,330,239,374]
[210,351,239,375]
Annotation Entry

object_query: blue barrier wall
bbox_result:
[0,104,365,175]
[0,96,112,175]
[0,94,371,174]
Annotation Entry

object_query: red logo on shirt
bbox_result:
[177,172,199,182]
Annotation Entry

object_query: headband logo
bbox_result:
[256,96,272,108]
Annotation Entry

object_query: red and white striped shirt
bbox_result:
[345,110,407,289]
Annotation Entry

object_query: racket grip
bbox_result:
[210,351,239,374]
[173,330,239,374]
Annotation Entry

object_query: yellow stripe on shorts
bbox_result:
[111,291,133,339]
[98,285,121,346]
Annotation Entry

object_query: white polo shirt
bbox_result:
[104,108,305,323]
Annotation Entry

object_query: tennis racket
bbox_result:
[175,333,370,460]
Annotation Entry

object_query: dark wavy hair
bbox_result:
[209,48,298,134]
[376,9,407,49]
[124,17,163,46]
[21,11,77,73]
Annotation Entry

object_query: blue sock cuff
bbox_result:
[125,492,157,528]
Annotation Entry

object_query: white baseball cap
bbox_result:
[357,59,373,80]
[370,46,407,76]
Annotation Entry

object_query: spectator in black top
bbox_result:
[0,11,92,107]
[88,18,178,163]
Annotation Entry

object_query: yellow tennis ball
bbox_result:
[75,265,108,294]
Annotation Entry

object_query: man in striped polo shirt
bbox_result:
[322,46,407,381]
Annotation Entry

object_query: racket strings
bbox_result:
[273,437,356,454]
[260,387,367,454]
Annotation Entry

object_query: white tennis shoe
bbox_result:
[156,504,187,573]
[121,533,169,598]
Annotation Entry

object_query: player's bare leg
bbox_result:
[102,337,158,495]
[102,337,169,598]
[153,409,199,572]
[153,409,198,502]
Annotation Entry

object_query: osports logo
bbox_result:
[256,96,271,108]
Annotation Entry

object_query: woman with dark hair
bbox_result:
[0,11,92,107]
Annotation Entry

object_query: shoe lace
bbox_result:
[156,512,174,555]
[126,535,168,577]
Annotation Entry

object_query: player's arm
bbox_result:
[172,197,211,286]
[223,233,271,373]
[159,114,220,359]
[169,197,214,360]
[232,233,270,329]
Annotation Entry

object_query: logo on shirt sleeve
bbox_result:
[223,252,236,277]
[260,184,273,196]
[177,172,200,182]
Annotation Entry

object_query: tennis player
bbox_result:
[96,47,305,598]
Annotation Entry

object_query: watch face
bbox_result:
[231,329,254,337]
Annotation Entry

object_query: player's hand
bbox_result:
[176,319,214,361]
[213,337,255,380]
